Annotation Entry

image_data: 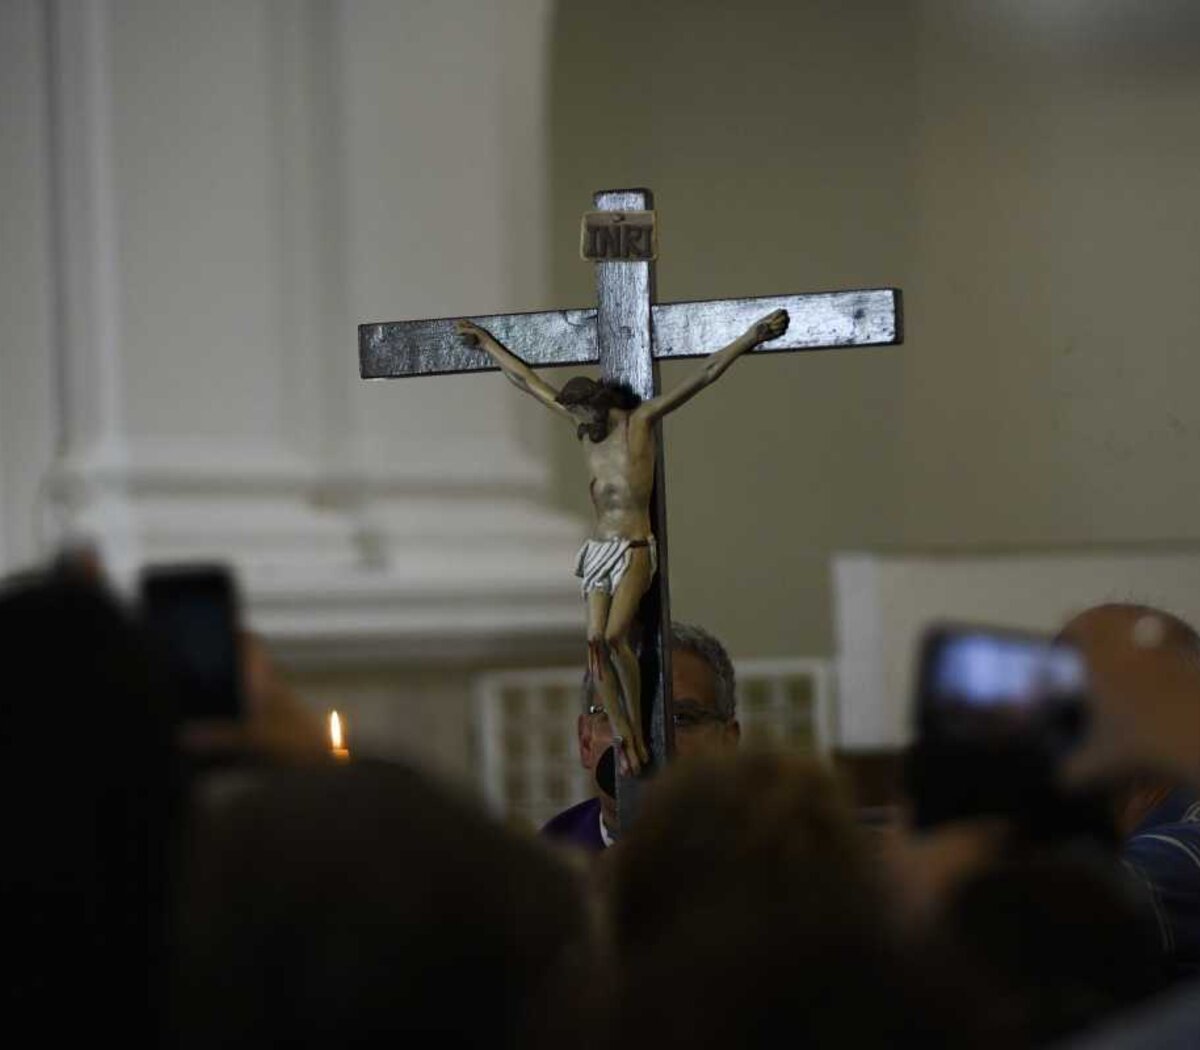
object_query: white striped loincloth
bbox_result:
[574,536,657,597]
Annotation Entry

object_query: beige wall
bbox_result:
[901,2,1200,548]
[544,0,1200,660]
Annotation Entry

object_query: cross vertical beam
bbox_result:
[593,188,673,827]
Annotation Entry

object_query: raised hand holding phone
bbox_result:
[141,564,326,765]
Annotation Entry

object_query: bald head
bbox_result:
[1059,603,1200,787]
[1062,603,1200,665]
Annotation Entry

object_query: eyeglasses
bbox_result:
[588,703,727,730]
[672,709,729,730]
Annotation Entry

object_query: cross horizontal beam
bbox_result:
[358,287,902,380]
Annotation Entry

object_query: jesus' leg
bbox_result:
[604,547,654,767]
[586,589,640,775]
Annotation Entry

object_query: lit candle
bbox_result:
[329,710,350,762]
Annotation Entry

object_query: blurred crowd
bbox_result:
[3,553,1199,1048]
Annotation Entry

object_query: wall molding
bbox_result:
[30,0,583,662]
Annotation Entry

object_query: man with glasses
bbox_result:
[542,622,740,851]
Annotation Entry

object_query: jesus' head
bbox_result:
[555,377,641,442]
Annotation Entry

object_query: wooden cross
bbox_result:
[359,187,902,829]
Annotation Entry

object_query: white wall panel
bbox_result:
[2,0,581,655]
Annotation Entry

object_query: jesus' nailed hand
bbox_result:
[457,308,789,775]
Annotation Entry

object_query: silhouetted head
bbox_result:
[0,569,177,1041]
[606,754,987,1046]
[177,762,598,1049]
[556,377,640,442]
[944,844,1163,1041]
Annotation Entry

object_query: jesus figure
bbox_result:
[457,308,789,773]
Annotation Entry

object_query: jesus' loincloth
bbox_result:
[574,536,658,598]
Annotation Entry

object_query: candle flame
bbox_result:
[329,710,344,750]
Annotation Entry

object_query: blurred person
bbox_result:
[882,802,1162,1043]
[174,760,601,1049]
[1062,604,1200,983]
[0,568,178,1044]
[607,752,997,1048]
[0,559,333,1044]
[542,621,739,850]
[1062,603,1200,791]
[1055,976,1200,1050]
[1120,778,1200,983]
[880,618,1164,1043]
[942,842,1163,1043]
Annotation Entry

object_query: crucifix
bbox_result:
[359,187,902,830]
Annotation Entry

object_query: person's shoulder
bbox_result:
[542,797,600,832]
[541,797,603,848]
[1125,819,1200,885]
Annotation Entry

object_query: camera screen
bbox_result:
[920,628,1087,744]
[931,633,1085,707]
[141,567,241,720]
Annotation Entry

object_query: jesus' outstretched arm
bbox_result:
[634,308,789,425]
[456,319,574,422]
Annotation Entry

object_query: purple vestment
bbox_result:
[541,797,606,851]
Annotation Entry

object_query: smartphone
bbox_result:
[915,624,1088,753]
[140,564,242,720]
[908,624,1091,831]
